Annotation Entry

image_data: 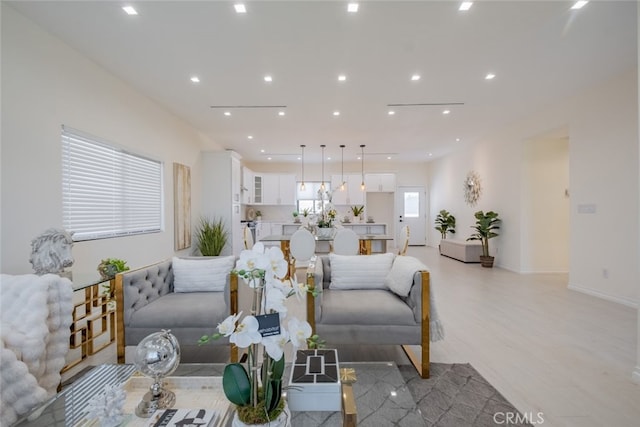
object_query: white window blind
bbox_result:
[62,126,163,241]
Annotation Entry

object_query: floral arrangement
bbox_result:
[97,258,129,279]
[199,243,321,425]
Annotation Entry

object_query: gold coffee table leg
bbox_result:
[341,383,357,426]
[340,367,357,426]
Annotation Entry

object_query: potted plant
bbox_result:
[350,205,365,222]
[255,210,262,221]
[199,244,322,426]
[434,210,456,251]
[466,210,501,268]
[316,208,336,238]
[195,216,228,256]
[97,258,129,280]
[292,211,300,223]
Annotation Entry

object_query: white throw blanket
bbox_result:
[0,273,73,425]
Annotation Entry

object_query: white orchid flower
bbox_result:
[264,286,287,316]
[236,243,269,277]
[230,315,262,348]
[287,275,308,301]
[262,330,289,361]
[217,311,242,337]
[264,246,288,279]
[288,317,312,349]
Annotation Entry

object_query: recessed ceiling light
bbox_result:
[338,74,347,82]
[387,156,392,160]
[278,111,285,116]
[260,149,265,153]
[264,75,273,82]
[327,157,332,160]
[571,1,588,10]
[411,74,421,81]
[190,76,200,83]
[234,4,247,13]
[224,111,231,116]
[248,135,253,140]
[456,138,461,142]
[428,152,433,157]
[333,111,340,116]
[267,157,272,160]
[388,111,395,115]
[443,110,451,115]
[485,73,496,80]
[122,6,138,15]
[459,2,473,11]
[347,3,359,13]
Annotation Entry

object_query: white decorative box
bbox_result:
[287,349,341,411]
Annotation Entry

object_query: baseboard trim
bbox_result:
[567,284,638,308]
[632,366,640,384]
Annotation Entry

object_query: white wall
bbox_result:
[634,5,640,385]
[0,5,221,276]
[428,70,638,307]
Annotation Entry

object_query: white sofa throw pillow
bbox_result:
[329,252,395,290]
[172,256,235,292]
[384,256,429,297]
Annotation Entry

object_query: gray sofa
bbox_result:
[307,254,433,378]
[114,257,238,363]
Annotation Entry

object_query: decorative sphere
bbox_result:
[134,331,181,379]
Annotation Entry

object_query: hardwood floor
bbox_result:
[63,246,640,427]
[408,246,640,427]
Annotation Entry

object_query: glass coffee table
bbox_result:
[16,362,425,426]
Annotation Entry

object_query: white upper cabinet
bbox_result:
[331,174,365,205]
[241,166,254,204]
[365,173,396,192]
[255,173,296,205]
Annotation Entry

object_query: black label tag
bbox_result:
[256,313,281,337]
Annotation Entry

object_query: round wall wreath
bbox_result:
[464,171,482,206]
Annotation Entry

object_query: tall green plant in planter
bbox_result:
[466,210,501,268]
[195,217,228,256]
[434,210,456,240]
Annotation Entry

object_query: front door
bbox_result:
[395,186,426,246]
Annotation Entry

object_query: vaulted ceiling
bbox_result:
[7,1,637,163]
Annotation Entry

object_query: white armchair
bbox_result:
[0,273,73,425]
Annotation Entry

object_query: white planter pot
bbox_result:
[316,227,334,238]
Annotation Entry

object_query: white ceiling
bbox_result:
[7,1,637,164]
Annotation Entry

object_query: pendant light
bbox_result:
[300,145,306,191]
[339,145,346,191]
[320,144,326,191]
[360,144,366,191]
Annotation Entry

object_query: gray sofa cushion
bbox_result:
[128,292,228,329]
[319,289,417,326]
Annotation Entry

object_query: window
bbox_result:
[296,181,330,214]
[403,192,420,218]
[61,126,163,241]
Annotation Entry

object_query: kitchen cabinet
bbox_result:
[330,174,365,205]
[256,173,296,205]
[241,166,254,204]
[253,175,263,204]
[201,151,242,256]
[365,173,396,192]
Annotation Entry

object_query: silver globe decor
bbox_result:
[133,330,181,417]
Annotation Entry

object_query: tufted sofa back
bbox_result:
[120,259,173,325]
